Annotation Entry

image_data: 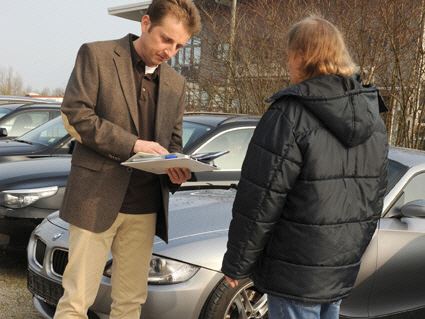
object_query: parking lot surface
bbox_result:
[0,248,44,319]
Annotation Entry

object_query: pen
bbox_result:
[164,154,178,159]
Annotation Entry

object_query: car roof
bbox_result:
[0,95,55,104]
[389,147,425,168]
[16,103,61,109]
[184,112,260,128]
[0,103,25,110]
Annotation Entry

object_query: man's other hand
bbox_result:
[224,275,239,288]
[133,139,168,155]
[167,167,191,184]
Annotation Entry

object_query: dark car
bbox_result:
[0,116,73,161]
[0,113,259,244]
[0,103,61,139]
[0,96,55,119]
[27,147,425,319]
[0,95,53,106]
[0,103,23,119]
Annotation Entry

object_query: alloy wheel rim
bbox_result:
[224,281,268,319]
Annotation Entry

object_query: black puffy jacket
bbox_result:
[222,74,388,303]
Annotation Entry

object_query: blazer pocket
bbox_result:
[71,143,105,171]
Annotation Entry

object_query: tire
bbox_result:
[200,278,268,319]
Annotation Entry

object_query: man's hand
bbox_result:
[133,139,168,155]
[167,167,191,184]
[224,275,239,288]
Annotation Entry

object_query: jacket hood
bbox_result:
[268,75,381,147]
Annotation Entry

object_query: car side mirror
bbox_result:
[0,127,7,137]
[400,200,425,218]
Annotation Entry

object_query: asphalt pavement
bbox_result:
[0,247,44,319]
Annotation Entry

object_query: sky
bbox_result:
[0,0,143,93]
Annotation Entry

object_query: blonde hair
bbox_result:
[288,16,358,81]
[147,0,202,35]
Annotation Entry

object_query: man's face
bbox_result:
[139,14,191,67]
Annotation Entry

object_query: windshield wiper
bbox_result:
[14,139,33,145]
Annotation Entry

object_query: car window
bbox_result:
[182,120,212,148]
[50,110,61,119]
[387,159,409,194]
[402,173,425,202]
[18,117,68,146]
[0,108,11,118]
[0,111,50,136]
[195,128,254,170]
[387,171,425,216]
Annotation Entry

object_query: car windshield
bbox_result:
[387,159,409,194]
[16,116,68,146]
[182,120,211,148]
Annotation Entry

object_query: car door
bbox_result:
[368,171,425,317]
[191,127,255,183]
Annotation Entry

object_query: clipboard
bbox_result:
[121,152,219,174]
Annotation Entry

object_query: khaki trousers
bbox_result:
[54,212,157,319]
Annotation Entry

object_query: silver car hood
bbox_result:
[47,189,235,271]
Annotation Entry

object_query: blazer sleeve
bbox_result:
[166,79,187,192]
[61,43,138,162]
[222,105,302,279]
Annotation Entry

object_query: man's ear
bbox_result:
[141,15,151,33]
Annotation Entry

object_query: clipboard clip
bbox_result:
[190,150,229,164]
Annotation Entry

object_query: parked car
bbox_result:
[0,103,60,139]
[0,113,259,242]
[26,147,425,319]
[0,95,55,119]
[0,116,73,160]
[0,95,53,105]
[0,103,24,119]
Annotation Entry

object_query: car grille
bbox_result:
[27,268,63,306]
[52,249,68,276]
[35,239,46,267]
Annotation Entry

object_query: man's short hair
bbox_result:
[147,0,202,36]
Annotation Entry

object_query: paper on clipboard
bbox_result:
[121,152,218,174]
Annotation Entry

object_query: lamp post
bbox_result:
[215,0,238,112]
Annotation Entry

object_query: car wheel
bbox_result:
[201,278,268,319]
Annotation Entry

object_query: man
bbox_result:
[54,1,201,318]
[222,16,388,319]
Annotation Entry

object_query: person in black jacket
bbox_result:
[221,16,388,319]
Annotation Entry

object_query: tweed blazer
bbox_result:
[60,35,186,242]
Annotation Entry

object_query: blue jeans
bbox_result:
[268,295,341,319]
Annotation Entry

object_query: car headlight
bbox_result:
[103,255,199,285]
[0,186,58,208]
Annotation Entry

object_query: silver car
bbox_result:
[27,147,425,319]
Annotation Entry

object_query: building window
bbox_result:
[169,36,201,82]
[216,43,230,61]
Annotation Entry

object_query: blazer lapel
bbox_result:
[155,65,173,140]
[113,36,139,135]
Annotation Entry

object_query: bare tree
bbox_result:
[52,87,65,96]
[40,87,51,96]
[186,0,425,149]
[0,66,24,95]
